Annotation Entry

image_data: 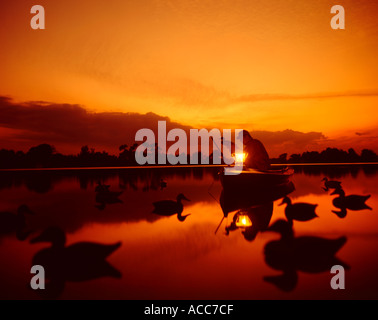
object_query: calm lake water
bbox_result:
[0,165,377,300]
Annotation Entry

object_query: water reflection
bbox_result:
[160,179,167,190]
[330,186,372,218]
[0,167,218,193]
[225,203,273,242]
[152,193,191,222]
[220,181,295,217]
[95,182,123,211]
[293,164,378,178]
[0,165,376,299]
[321,177,342,192]
[218,169,295,241]
[0,205,35,241]
[263,219,349,292]
[279,196,318,225]
[30,226,122,299]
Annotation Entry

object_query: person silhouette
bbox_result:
[238,130,270,171]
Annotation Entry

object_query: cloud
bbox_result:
[131,77,378,109]
[0,96,191,154]
[250,129,328,157]
[2,95,374,157]
[234,90,378,104]
[355,131,370,136]
[133,78,378,112]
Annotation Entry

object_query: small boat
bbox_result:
[220,181,295,216]
[219,166,294,216]
[220,166,294,193]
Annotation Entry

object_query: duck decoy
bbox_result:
[160,179,167,190]
[152,193,191,222]
[95,183,123,210]
[263,219,349,291]
[0,205,35,241]
[331,187,371,218]
[30,226,122,298]
[322,177,342,192]
[279,196,318,225]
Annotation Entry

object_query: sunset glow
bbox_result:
[2,1,378,305]
[1,0,378,156]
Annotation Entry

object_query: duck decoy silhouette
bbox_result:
[279,196,318,225]
[331,186,371,218]
[152,193,191,222]
[30,226,122,298]
[95,183,123,210]
[263,219,349,292]
[322,177,342,192]
[0,205,35,241]
[160,179,167,190]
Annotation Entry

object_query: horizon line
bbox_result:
[1,162,378,172]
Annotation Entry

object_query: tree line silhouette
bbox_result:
[0,144,377,169]
[270,148,378,164]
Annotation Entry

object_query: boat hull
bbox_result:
[221,167,294,191]
[220,167,295,216]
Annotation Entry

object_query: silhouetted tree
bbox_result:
[347,148,359,162]
[26,144,56,167]
[361,149,378,162]
[119,143,138,165]
[0,144,377,169]
[278,153,288,163]
[289,154,301,163]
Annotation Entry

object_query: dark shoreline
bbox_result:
[0,162,377,172]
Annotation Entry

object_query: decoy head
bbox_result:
[332,209,347,219]
[177,193,190,202]
[177,213,191,222]
[279,196,291,206]
[242,228,258,242]
[30,226,66,248]
[17,205,35,216]
[331,187,345,196]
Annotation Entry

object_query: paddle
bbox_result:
[214,216,225,235]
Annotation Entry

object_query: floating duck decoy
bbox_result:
[30,226,122,298]
[0,205,35,241]
[160,179,167,190]
[279,196,318,225]
[152,193,191,222]
[95,183,123,210]
[263,219,348,291]
[331,187,371,218]
[322,177,342,192]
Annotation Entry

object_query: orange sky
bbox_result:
[0,0,378,155]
